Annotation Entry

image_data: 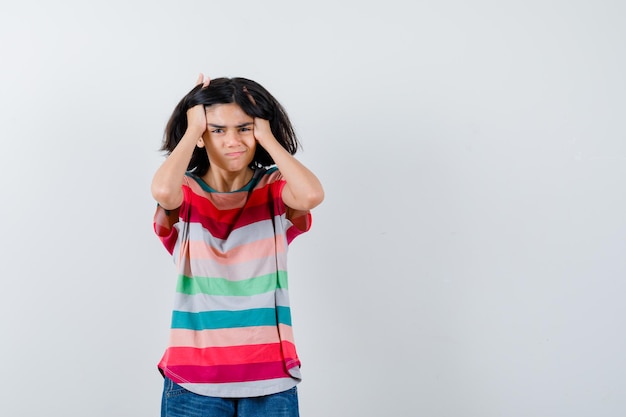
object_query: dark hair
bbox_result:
[161,77,299,176]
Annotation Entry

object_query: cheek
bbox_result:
[245,134,257,149]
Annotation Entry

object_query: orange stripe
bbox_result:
[169,326,284,348]
[187,236,287,263]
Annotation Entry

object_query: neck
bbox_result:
[203,168,253,192]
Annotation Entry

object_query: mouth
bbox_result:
[225,151,246,157]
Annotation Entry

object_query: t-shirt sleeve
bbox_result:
[152,177,191,255]
[272,176,312,244]
[153,204,181,255]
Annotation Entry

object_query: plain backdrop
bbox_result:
[1,1,625,416]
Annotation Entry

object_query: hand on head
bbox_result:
[196,73,211,88]
[253,117,274,146]
[185,73,211,139]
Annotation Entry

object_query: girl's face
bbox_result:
[199,103,256,173]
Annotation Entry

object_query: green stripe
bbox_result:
[176,272,288,296]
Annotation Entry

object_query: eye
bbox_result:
[211,128,224,134]
[240,126,252,132]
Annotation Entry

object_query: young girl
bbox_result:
[151,74,324,417]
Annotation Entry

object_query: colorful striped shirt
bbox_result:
[153,167,311,397]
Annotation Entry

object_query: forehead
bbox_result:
[204,102,252,123]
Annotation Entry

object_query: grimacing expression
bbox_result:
[198,103,257,172]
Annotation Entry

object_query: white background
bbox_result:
[1,1,625,416]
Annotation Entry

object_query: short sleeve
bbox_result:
[153,177,192,255]
[153,204,181,255]
[271,176,312,244]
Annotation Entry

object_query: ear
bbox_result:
[196,136,205,148]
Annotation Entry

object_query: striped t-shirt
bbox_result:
[153,166,311,398]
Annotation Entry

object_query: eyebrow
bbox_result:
[207,122,254,129]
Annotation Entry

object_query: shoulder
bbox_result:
[253,166,284,188]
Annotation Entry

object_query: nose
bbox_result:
[224,130,243,145]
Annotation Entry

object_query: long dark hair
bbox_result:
[161,77,299,176]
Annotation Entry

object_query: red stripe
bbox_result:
[181,185,287,240]
[184,183,284,221]
[161,342,296,367]
[154,206,181,254]
[280,340,298,362]
[188,203,276,239]
[162,361,294,384]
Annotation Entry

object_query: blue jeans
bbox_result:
[161,377,300,417]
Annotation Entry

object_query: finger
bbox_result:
[202,76,211,88]
[195,73,204,86]
[243,86,256,105]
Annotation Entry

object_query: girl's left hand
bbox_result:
[253,118,275,146]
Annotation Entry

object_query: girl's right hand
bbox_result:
[186,104,207,138]
[186,73,211,138]
[195,73,210,88]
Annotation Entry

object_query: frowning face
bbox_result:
[198,103,257,173]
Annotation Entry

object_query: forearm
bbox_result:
[262,139,324,211]
[151,132,201,210]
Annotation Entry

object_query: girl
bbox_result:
[151,74,324,417]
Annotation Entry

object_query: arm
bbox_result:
[151,75,210,210]
[253,118,325,211]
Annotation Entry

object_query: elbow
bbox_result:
[300,188,325,211]
[310,188,325,209]
[151,184,182,210]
